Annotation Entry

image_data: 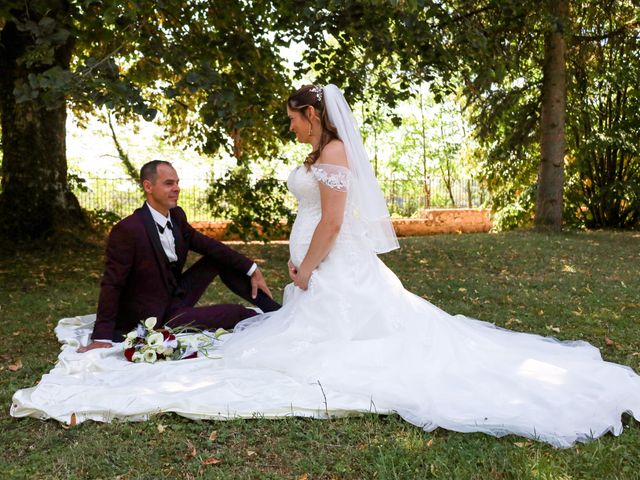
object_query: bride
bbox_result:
[12,84,640,448]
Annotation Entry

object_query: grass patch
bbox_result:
[1,231,639,479]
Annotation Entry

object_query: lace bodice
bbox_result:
[286,164,365,265]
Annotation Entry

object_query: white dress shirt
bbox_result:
[147,202,178,262]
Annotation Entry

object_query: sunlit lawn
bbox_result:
[1,231,639,479]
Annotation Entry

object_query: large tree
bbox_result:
[0,1,83,239]
[0,0,294,240]
[456,0,640,229]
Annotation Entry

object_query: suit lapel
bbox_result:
[139,204,175,293]
[171,213,187,269]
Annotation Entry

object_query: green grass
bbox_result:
[1,231,639,479]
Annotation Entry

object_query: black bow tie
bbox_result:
[157,221,172,234]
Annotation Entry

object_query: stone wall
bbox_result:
[393,208,492,236]
[192,208,492,240]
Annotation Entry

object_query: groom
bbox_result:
[78,160,280,352]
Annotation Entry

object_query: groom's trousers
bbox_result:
[163,255,280,331]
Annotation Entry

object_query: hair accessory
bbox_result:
[311,85,323,103]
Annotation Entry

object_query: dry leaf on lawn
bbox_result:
[202,457,222,466]
[185,441,197,460]
[208,430,218,442]
[8,359,23,372]
[514,441,531,447]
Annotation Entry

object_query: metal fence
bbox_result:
[379,177,487,217]
[73,176,487,222]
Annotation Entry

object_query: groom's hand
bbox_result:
[250,267,273,299]
[77,341,112,353]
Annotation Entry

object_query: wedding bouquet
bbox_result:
[124,317,197,363]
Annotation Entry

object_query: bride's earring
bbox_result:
[308,124,312,136]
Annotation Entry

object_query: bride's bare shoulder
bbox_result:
[319,140,348,168]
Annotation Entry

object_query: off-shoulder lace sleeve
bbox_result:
[311,164,351,192]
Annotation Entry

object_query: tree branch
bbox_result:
[573,20,639,42]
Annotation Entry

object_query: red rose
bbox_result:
[183,352,198,360]
[161,330,171,340]
[124,348,135,362]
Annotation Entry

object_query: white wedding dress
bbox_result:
[12,163,640,448]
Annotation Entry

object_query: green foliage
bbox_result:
[563,0,640,228]
[3,0,639,235]
[85,207,122,231]
[449,0,640,229]
[2,0,294,159]
[208,165,294,242]
[2,0,296,240]
[107,113,139,184]
[67,171,88,193]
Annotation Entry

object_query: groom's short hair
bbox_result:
[140,160,174,187]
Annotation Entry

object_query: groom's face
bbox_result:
[144,164,180,215]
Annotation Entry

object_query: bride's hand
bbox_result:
[292,267,312,291]
[288,260,298,283]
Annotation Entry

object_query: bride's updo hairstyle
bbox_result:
[287,84,339,168]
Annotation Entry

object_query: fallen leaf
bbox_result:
[70,413,77,428]
[458,288,467,293]
[298,475,309,480]
[202,457,222,466]
[605,336,615,347]
[246,450,257,457]
[505,318,521,327]
[8,359,22,372]
[514,441,531,447]
[208,430,218,442]
[426,438,434,447]
[12,331,20,336]
[545,325,560,333]
[185,441,197,460]
[157,424,166,433]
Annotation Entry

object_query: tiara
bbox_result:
[311,85,323,103]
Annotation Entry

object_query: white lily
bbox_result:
[143,349,157,363]
[147,332,164,347]
[144,317,158,330]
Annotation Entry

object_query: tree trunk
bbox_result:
[534,0,569,231]
[0,12,84,241]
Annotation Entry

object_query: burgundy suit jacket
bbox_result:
[92,204,254,340]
